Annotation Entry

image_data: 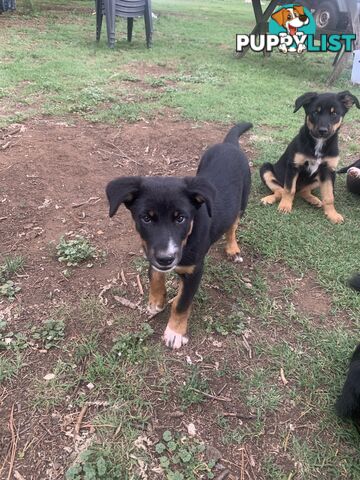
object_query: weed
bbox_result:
[66,449,119,480]
[0,255,24,300]
[154,430,216,479]
[0,354,23,383]
[31,318,65,350]
[111,323,154,363]
[0,321,28,350]
[0,280,21,301]
[178,366,209,409]
[56,236,97,266]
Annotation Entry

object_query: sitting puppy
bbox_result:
[260,91,359,224]
[336,344,360,423]
[338,159,360,195]
[106,123,252,349]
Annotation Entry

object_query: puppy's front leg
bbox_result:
[163,266,203,349]
[147,267,166,315]
[319,167,344,224]
[278,165,299,213]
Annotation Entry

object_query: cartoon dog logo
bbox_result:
[271,5,309,53]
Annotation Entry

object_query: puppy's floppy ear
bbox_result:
[338,91,360,110]
[293,5,305,16]
[184,177,216,218]
[271,8,287,27]
[294,92,318,113]
[106,176,142,217]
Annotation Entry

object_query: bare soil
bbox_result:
[0,117,337,480]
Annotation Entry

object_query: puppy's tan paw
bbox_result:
[227,252,243,263]
[147,303,165,317]
[163,326,188,349]
[326,211,344,224]
[261,194,278,205]
[278,201,292,213]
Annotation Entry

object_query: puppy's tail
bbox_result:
[223,122,253,146]
[337,159,360,174]
[349,273,360,292]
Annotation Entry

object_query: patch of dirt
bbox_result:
[0,117,256,479]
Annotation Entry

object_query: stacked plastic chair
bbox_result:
[96,0,153,48]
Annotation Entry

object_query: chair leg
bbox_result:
[144,9,152,48]
[127,17,133,42]
[95,0,103,41]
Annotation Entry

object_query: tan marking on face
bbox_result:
[306,116,315,131]
[331,117,342,134]
[175,265,195,275]
[148,269,166,312]
[181,220,194,247]
[148,210,155,218]
[324,156,339,171]
[319,179,344,223]
[293,153,306,167]
[317,106,321,113]
[330,107,335,113]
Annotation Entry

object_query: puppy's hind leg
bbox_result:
[298,178,322,208]
[225,216,243,263]
[260,164,283,205]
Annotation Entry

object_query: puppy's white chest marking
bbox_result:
[314,139,325,158]
[306,157,322,175]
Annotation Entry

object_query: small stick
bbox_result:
[191,388,231,402]
[72,196,100,208]
[114,295,141,311]
[241,447,245,480]
[7,404,17,480]
[136,275,144,295]
[280,368,289,386]
[120,269,127,285]
[0,217,8,221]
[74,404,89,437]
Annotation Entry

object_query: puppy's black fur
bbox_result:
[336,344,360,422]
[260,91,359,223]
[338,159,360,195]
[348,273,360,292]
[106,123,252,348]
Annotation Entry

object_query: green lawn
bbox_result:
[1,1,360,479]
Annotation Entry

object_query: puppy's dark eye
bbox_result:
[313,111,318,116]
[142,214,152,224]
[331,111,337,116]
[175,215,185,224]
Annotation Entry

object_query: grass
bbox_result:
[1,1,360,478]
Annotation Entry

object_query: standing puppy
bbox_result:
[260,91,359,224]
[106,123,252,349]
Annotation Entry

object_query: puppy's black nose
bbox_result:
[156,254,175,267]
[318,127,329,136]
[299,14,307,21]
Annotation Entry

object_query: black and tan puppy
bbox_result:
[260,91,359,224]
[336,344,360,423]
[106,123,252,349]
[338,159,360,195]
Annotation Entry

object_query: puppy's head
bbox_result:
[106,176,215,272]
[294,91,360,139]
[271,6,308,30]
